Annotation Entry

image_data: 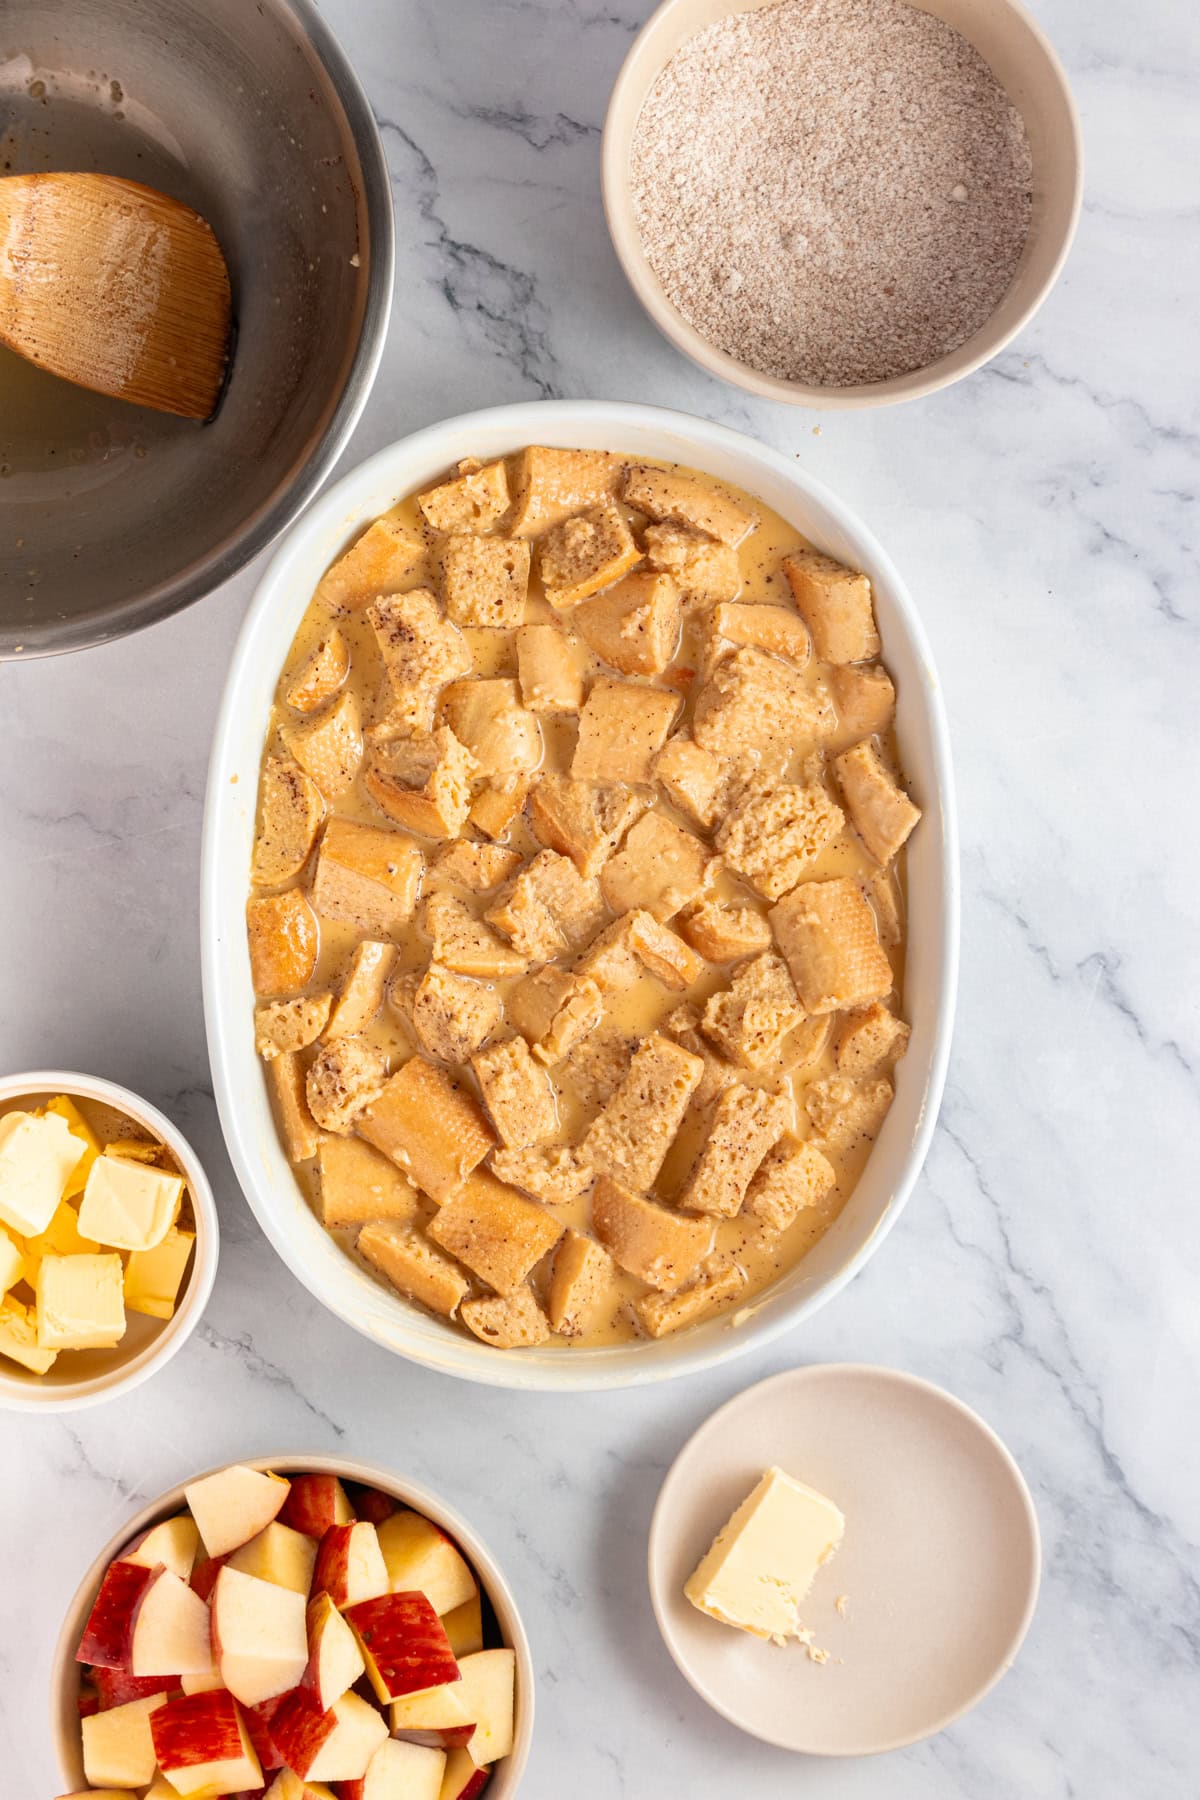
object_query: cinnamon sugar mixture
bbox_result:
[629,0,1033,386]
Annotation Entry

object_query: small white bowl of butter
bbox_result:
[0,1071,219,1412]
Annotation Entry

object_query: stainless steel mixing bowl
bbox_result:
[0,0,393,656]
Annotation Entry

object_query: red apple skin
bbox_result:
[343,1593,459,1701]
[392,1722,475,1751]
[151,1689,245,1772]
[346,1484,395,1526]
[436,1766,491,1800]
[268,1686,337,1779]
[243,1696,286,1770]
[191,1555,226,1602]
[279,1474,351,1538]
[92,1665,178,1709]
[76,1560,155,1668]
[76,1688,99,1718]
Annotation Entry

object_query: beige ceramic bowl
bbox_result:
[0,1070,219,1413]
[50,1452,535,1796]
[602,0,1083,408]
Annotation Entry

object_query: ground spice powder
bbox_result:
[629,0,1034,387]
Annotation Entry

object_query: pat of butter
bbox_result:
[0,1296,57,1373]
[42,1095,101,1198]
[36,1252,126,1351]
[78,1153,184,1252]
[0,1227,26,1296]
[0,1110,86,1237]
[684,1466,844,1646]
[19,1200,100,1281]
[125,1227,195,1320]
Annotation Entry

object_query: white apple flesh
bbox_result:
[211,1565,309,1707]
[185,1465,290,1559]
[376,1512,477,1617]
[130,1567,215,1677]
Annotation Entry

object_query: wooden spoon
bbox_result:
[0,172,232,421]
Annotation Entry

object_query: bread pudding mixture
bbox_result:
[247,446,920,1349]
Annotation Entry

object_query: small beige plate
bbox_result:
[648,1364,1040,1755]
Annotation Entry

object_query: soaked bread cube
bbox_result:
[571,679,680,784]
[358,1057,495,1200]
[828,663,895,739]
[281,689,363,801]
[644,522,741,608]
[367,588,471,692]
[623,465,755,546]
[461,1284,551,1349]
[428,840,522,893]
[490,1143,591,1206]
[311,818,423,936]
[471,1036,558,1149]
[574,572,682,676]
[357,1220,469,1317]
[506,966,603,1064]
[412,965,503,1063]
[367,681,439,741]
[591,1175,712,1292]
[252,756,325,885]
[834,739,921,865]
[706,600,810,669]
[364,726,477,838]
[265,1052,320,1163]
[564,1028,635,1112]
[516,622,584,714]
[318,1135,421,1229]
[701,952,804,1070]
[783,548,880,664]
[284,629,350,714]
[679,1085,790,1218]
[325,940,396,1039]
[662,1003,740,1109]
[528,775,648,878]
[835,1002,911,1075]
[306,1037,388,1135]
[804,1075,894,1148]
[537,500,642,607]
[770,877,894,1014]
[440,678,542,779]
[428,1168,563,1295]
[744,1138,837,1233]
[867,866,903,947]
[255,993,332,1061]
[486,850,606,963]
[440,534,530,629]
[636,1262,746,1338]
[578,911,702,994]
[548,1229,615,1337]
[509,446,622,537]
[716,783,845,901]
[247,889,319,997]
[578,1034,703,1192]
[315,518,425,612]
[421,892,528,979]
[692,647,828,771]
[468,775,534,841]
[600,811,710,922]
[417,458,510,534]
[679,902,771,964]
[652,735,724,830]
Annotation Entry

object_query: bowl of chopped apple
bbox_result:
[51,1455,533,1799]
[0,1071,219,1412]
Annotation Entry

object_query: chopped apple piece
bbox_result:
[345,1591,460,1703]
[92,1666,176,1709]
[440,1594,484,1659]
[211,1565,309,1706]
[81,1693,167,1788]
[185,1465,290,1559]
[130,1567,216,1678]
[262,1770,337,1800]
[457,1650,516,1766]
[227,1521,318,1596]
[312,1520,389,1609]
[279,1690,389,1784]
[302,1591,366,1712]
[76,1559,154,1668]
[389,1679,475,1750]
[439,1746,492,1800]
[376,1511,478,1616]
[278,1473,354,1538]
[150,1688,263,1796]
[341,1738,447,1800]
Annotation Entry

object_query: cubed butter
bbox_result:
[0,1109,86,1237]
[684,1466,844,1645]
[0,1226,25,1295]
[19,1200,100,1279]
[43,1094,102,1197]
[0,1296,57,1373]
[78,1153,184,1252]
[36,1253,126,1351]
[125,1227,195,1320]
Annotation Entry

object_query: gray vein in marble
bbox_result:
[195,1323,346,1437]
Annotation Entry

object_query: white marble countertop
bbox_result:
[3,0,1198,1794]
